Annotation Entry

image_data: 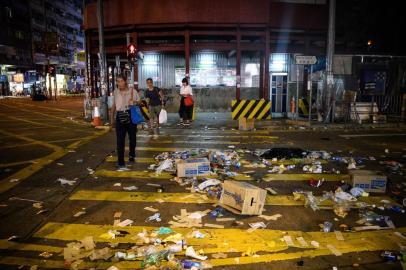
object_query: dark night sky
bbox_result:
[336,0,406,55]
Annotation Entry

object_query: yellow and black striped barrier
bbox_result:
[231,99,271,120]
[140,106,150,121]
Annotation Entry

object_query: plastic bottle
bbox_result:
[181,260,203,270]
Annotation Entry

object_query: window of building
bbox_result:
[5,7,12,19]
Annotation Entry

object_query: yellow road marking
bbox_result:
[105,156,325,166]
[94,169,253,181]
[0,130,62,151]
[263,173,350,181]
[34,222,406,258]
[0,160,36,168]
[95,168,347,182]
[0,137,92,150]
[0,103,88,126]
[0,130,108,193]
[69,190,399,207]
[0,240,62,253]
[0,256,123,270]
[138,134,278,139]
[106,156,155,163]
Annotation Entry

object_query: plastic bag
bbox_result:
[159,108,167,124]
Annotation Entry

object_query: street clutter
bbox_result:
[44,146,406,269]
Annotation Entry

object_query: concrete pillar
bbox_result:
[264,28,270,100]
[185,30,190,78]
[236,29,241,100]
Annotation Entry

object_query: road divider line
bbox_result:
[33,222,406,256]
[95,168,348,182]
[94,169,253,181]
[69,190,399,207]
[0,130,108,193]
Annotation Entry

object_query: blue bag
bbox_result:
[130,105,144,124]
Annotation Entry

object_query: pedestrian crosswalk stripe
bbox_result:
[263,173,350,181]
[0,240,62,253]
[105,156,327,166]
[137,134,278,139]
[33,222,406,263]
[94,169,253,181]
[105,156,155,163]
[95,168,348,182]
[69,190,399,207]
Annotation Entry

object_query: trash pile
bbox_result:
[62,228,212,270]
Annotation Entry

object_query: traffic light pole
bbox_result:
[126,33,135,87]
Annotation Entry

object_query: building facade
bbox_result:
[0,0,85,96]
[83,0,406,118]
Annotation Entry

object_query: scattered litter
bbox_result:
[32,202,43,209]
[265,187,278,195]
[334,230,344,241]
[116,219,133,227]
[283,235,295,247]
[259,214,282,221]
[216,217,235,222]
[38,251,53,258]
[9,178,20,182]
[113,183,122,187]
[87,167,95,174]
[248,222,267,232]
[74,211,86,218]
[122,185,138,191]
[76,159,84,163]
[57,163,64,166]
[260,147,305,159]
[9,197,42,203]
[310,240,320,248]
[57,178,76,186]
[146,213,161,222]
[204,223,224,229]
[185,246,207,260]
[147,183,161,187]
[144,206,159,212]
[212,252,228,259]
[322,221,333,233]
[327,244,343,256]
[156,227,173,235]
[296,237,308,247]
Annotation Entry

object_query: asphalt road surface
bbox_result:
[0,97,405,270]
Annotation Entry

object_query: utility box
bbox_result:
[220,181,267,215]
[176,158,211,178]
[349,170,387,193]
[238,118,255,131]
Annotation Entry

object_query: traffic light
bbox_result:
[48,65,56,76]
[127,43,137,65]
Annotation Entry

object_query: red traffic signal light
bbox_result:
[127,44,137,56]
[127,43,137,65]
[48,65,56,76]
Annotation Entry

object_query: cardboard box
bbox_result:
[238,118,255,131]
[176,158,211,178]
[349,170,387,193]
[219,181,267,215]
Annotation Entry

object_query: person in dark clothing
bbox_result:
[111,74,141,171]
[145,78,164,129]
